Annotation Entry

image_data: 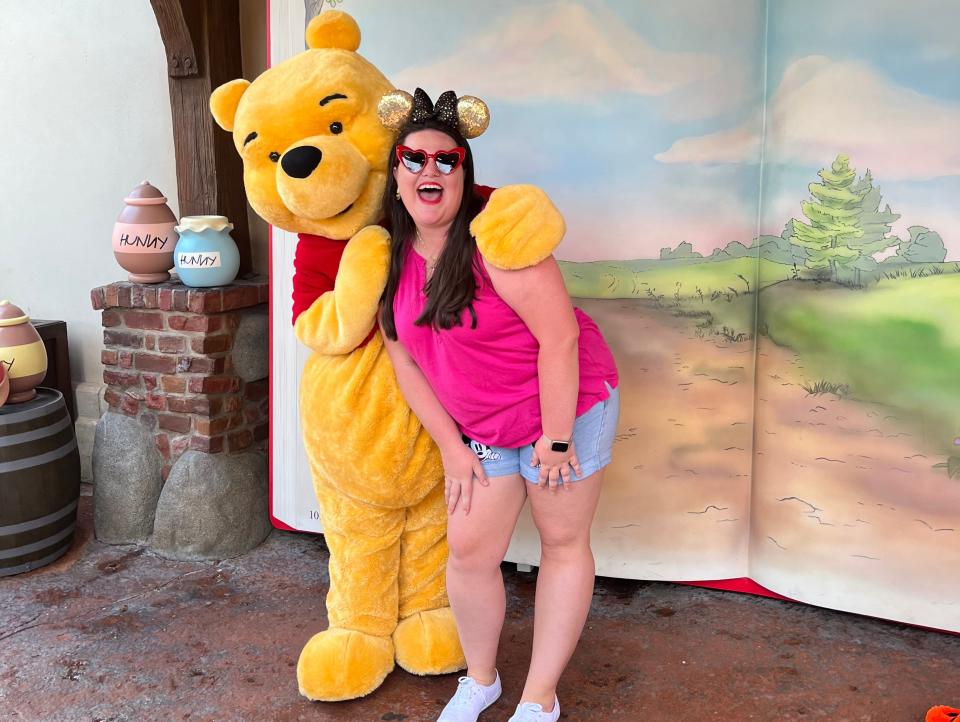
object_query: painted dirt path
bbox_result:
[507,297,755,581]
[751,332,960,633]
[509,298,959,633]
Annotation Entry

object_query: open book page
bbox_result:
[270,0,767,580]
[268,0,323,533]
[270,225,323,533]
[271,0,959,626]
[747,2,960,632]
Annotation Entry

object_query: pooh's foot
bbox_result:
[393,607,466,675]
[297,627,395,701]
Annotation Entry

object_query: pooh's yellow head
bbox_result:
[210,11,395,239]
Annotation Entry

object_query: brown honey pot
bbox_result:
[112,181,178,283]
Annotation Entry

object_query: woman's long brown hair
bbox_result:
[380,119,485,341]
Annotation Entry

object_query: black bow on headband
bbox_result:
[410,88,459,129]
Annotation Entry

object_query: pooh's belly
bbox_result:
[299,332,443,508]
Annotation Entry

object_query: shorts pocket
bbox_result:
[597,383,621,461]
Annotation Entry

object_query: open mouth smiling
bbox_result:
[417,182,443,204]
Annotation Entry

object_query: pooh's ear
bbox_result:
[306,10,360,51]
[210,79,251,132]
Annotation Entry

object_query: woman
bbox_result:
[379,89,620,722]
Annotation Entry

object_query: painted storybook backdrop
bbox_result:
[269,0,960,633]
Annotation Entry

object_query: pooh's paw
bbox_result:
[470,184,566,270]
[297,627,395,701]
[393,607,466,676]
[344,224,392,286]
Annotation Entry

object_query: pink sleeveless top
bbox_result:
[393,244,619,447]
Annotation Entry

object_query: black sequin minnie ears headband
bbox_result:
[378,87,490,139]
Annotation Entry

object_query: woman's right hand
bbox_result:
[440,442,490,515]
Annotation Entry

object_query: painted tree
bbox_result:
[305,0,345,25]
[898,225,948,263]
[788,154,866,282]
[847,169,901,285]
[659,241,703,260]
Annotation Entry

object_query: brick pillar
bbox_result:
[90,278,269,479]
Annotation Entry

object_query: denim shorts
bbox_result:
[461,382,620,484]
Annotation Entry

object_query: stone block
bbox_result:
[92,412,163,544]
[151,450,270,560]
[232,308,268,383]
[75,416,98,483]
[75,382,106,419]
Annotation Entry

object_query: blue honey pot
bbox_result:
[173,216,241,287]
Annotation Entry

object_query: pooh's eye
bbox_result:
[269,151,280,162]
[330,122,343,135]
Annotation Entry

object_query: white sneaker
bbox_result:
[436,671,502,722]
[507,695,560,722]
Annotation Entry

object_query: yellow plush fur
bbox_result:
[210,9,565,703]
[471,184,566,269]
[210,15,395,241]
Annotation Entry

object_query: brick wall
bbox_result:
[91,278,269,479]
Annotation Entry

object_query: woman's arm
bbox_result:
[380,328,463,452]
[485,255,580,484]
[379,315,489,512]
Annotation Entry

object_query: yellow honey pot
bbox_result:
[0,300,48,404]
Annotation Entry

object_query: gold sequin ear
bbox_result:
[378,90,414,131]
[457,96,490,139]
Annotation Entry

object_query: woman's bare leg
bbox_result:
[519,470,604,710]
[444,472,527,685]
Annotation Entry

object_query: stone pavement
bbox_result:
[1,489,956,722]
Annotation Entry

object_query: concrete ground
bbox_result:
[1,489,956,722]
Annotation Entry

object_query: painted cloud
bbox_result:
[657,55,960,182]
[390,1,718,103]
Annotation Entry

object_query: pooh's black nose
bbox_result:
[281,146,322,178]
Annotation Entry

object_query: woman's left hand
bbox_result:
[530,437,582,489]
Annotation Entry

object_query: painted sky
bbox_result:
[343,0,960,262]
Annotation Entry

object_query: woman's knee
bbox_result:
[446,526,504,573]
[445,473,525,572]
[536,520,593,559]
[530,474,604,555]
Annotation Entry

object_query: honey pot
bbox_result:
[0,301,48,404]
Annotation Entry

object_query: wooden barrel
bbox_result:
[0,388,80,576]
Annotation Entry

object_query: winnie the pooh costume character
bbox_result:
[210,11,564,702]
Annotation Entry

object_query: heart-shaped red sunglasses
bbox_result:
[395,145,466,175]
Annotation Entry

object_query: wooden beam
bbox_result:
[150,0,198,78]
[151,0,253,277]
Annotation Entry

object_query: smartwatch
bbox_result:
[543,435,571,453]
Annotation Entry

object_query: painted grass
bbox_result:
[560,257,789,300]
[760,275,960,454]
[560,257,773,342]
[561,257,960,301]
[561,255,960,454]
[800,379,851,398]
[560,257,960,346]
